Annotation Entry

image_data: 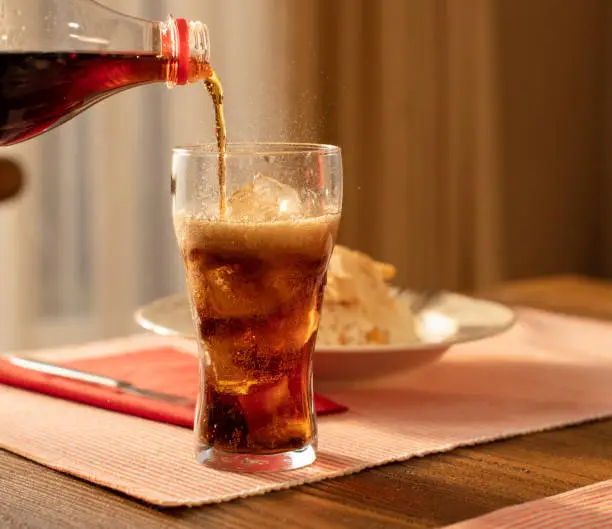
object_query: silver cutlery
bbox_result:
[6,356,194,406]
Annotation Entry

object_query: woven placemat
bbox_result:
[3,309,612,506]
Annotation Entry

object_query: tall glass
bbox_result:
[172,143,342,472]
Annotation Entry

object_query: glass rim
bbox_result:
[173,142,341,157]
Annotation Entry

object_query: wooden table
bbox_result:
[3,274,612,528]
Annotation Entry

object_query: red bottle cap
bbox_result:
[175,18,190,85]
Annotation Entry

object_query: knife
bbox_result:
[6,356,194,406]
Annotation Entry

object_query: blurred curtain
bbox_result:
[285,0,503,292]
[285,0,607,291]
[604,0,612,275]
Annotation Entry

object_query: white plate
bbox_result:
[134,291,516,382]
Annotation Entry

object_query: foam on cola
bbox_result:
[174,177,339,454]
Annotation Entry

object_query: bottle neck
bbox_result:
[158,16,210,87]
[0,1,210,82]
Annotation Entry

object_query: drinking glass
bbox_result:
[172,142,342,472]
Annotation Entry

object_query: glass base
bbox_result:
[195,442,317,473]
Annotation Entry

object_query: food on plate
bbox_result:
[317,245,416,346]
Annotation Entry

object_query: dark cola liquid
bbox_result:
[0,52,188,146]
[0,52,171,146]
[177,217,338,455]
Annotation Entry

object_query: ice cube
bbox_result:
[202,264,279,318]
[206,332,285,396]
[227,174,303,221]
[240,376,312,448]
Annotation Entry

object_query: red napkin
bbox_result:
[0,347,347,428]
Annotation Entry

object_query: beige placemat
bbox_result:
[3,308,612,507]
[445,479,612,528]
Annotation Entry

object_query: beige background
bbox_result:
[285,0,610,291]
[0,0,609,349]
